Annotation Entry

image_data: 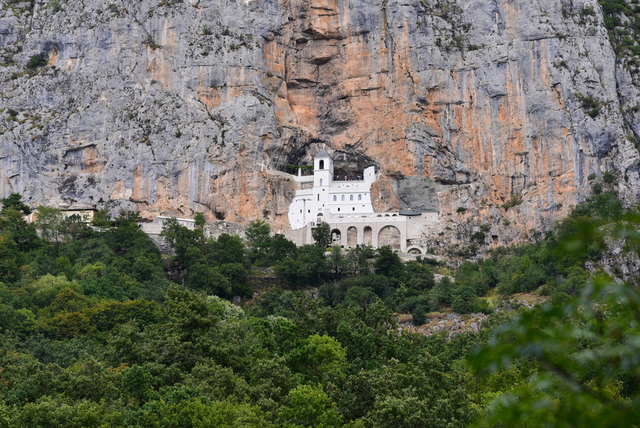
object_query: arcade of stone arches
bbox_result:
[329,223,418,252]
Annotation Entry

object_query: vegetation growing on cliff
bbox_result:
[0,192,638,426]
[598,0,640,73]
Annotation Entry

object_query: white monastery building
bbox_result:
[285,151,439,253]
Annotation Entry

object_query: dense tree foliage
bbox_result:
[0,191,638,426]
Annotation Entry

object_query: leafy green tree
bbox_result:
[400,294,431,317]
[470,209,640,426]
[274,257,305,288]
[106,215,161,263]
[36,311,94,339]
[181,359,248,402]
[329,245,345,278]
[71,238,114,267]
[0,205,40,252]
[0,235,22,285]
[343,286,379,307]
[114,210,142,226]
[374,246,403,279]
[0,304,35,335]
[17,396,122,428]
[345,245,374,275]
[429,276,453,309]
[245,219,272,265]
[312,222,332,248]
[206,233,248,266]
[122,365,153,402]
[497,255,548,295]
[90,208,111,227]
[54,256,76,280]
[94,299,162,330]
[403,260,435,291]
[455,261,495,296]
[451,284,477,314]
[35,206,64,243]
[186,263,231,297]
[336,274,389,301]
[130,254,164,283]
[194,211,206,229]
[36,211,91,246]
[161,218,202,262]
[218,262,250,297]
[44,287,92,315]
[59,214,91,242]
[296,245,331,286]
[268,234,297,265]
[296,334,347,382]
[366,353,476,427]
[471,276,640,426]
[1,193,31,215]
[275,245,330,288]
[134,397,270,428]
[278,384,343,427]
[0,402,11,428]
[412,305,427,325]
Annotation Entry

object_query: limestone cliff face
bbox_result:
[1,0,639,246]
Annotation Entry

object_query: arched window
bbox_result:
[320,179,323,186]
[319,160,325,169]
[341,195,345,201]
[350,195,353,201]
[333,195,337,201]
[358,194,362,201]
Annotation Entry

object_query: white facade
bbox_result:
[288,151,378,229]
[286,151,440,253]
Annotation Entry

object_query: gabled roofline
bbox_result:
[315,150,332,159]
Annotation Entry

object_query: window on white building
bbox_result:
[358,194,362,200]
[333,195,337,201]
[317,194,320,201]
[350,195,353,201]
[341,195,345,201]
[320,179,323,186]
[319,160,325,169]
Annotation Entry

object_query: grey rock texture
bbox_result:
[1,0,639,246]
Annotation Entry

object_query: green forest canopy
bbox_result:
[0,191,638,427]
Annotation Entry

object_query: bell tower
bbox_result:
[312,150,333,215]
[313,150,333,187]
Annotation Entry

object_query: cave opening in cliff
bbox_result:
[266,140,377,180]
[332,150,377,180]
[266,139,322,175]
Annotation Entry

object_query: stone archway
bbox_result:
[331,229,342,244]
[378,225,401,250]
[363,226,373,246]
[407,246,422,255]
[347,226,357,246]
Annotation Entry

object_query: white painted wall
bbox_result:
[288,153,378,230]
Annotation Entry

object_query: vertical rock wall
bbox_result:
[0,0,639,245]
